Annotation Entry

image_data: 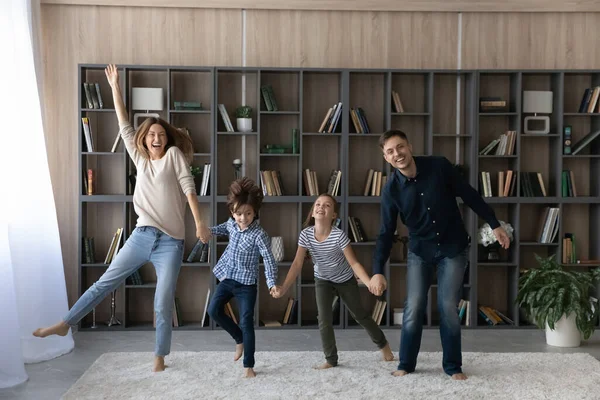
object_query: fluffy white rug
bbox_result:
[62,351,600,400]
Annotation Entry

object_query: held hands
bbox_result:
[368,274,387,297]
[104,64,119,88]
[493,227,511,249]
[196,224,212,243]
[270,285,284,298]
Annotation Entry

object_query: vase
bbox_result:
[271,236,284,262]
[236,118,252,132]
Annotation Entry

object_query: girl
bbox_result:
[33,64,208,373]
[273,194,394,369]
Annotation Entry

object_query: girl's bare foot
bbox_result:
[32,321,69,338]
[243,367,256,378]
[313,362,334,370]
[451,372,468,380]
[234,344,243,361]
[381,343,394,361]
[153,356,166,372]
[391,370,409,377]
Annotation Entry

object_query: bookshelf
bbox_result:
[78,64,600,331]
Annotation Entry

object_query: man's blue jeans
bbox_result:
[63,226,183,356]
[399,247,468,376]
[208,279,258,368]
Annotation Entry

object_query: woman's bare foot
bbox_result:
[313,362,335,370]
[391,370,409,377]
[32,321,70,338]
[381,343,394,361]
[243,368,256,378]
[153,356,166,372]
[234,344,243,361]
[451,372,468,380]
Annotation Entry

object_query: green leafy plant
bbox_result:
[515,253,600,340]
[235,105,252,119]
[190,165,202,176]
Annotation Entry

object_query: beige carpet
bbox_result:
[62,351,600,399]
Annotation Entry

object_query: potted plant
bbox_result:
[190,165,202,195]
[235,105,253,132]
[516,253,600,347]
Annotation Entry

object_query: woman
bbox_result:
[33,64,210,372]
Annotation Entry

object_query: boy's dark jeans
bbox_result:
[208,279,257,368]
[315,277,388,366]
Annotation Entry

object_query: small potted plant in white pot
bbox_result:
[516,253,600,347]
[235,105,253,132]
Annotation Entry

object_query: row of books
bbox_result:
[196,163,212,196]
[371,299,387,325]
[391,90,405,113]
[562,234,577,264]
[350,107,371,133]
[348,216,368,243]
[217,104,235,132]
[317,102,343,133]
[561,170,578,197]
[260,170,286,196]
[537,207,560,244]
[363,169,387,196]
[479,131,517,156]
[185,240,210,263]
[104,228,123,264]
[83,82,104,109]
[261,85,279,111]
[303,169,341,196]
[81,117,120,153]
[479,170,518,197]
[578,87,600,113]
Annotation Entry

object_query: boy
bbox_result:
[198,177,278,378]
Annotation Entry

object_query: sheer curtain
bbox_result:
[0,0,74,388]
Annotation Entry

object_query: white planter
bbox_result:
[271,236,284,263]
[545,313,581,347]
[236,118,253,132]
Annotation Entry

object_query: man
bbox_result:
[369,130,510,380]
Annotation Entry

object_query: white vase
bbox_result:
[271,236,284,262]
[236,118,252,132]
[545,313,581,347]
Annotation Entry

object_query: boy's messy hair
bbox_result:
[227,177,264,215]
[303,193,339,228]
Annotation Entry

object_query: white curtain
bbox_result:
[0,0,74,388]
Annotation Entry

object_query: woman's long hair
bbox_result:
[134,117,194,164]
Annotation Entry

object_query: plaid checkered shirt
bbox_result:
[210,218,278,289]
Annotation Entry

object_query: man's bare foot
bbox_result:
[391,370,409,377]
[313,362,335,370]
[243,368,256,378]
[451,372,468,380]
[234,344,243,361]
[381,343,394,361]
[32,321,70,338]
[153,356,166,372]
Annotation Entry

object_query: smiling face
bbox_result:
[382,135,415,175]
[145,123,167,160]
[312,195,337,225]
[231,203,256,230]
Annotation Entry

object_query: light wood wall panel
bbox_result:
[462,13,600,69]
[41,4,242,305]
[246,10,459,68]
[41,0,600,13]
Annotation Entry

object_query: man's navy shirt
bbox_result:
[373,156,500,274]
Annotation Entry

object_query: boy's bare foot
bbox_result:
[153,356,166,372]
[451,372,468,380]
[244,368,256,378]
[234,344,243,361]
[32,321,70,338]
[313,362,335,370]
[381,343,394,361]
[391,370,409,377]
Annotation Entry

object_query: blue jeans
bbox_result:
[64,226,184,356]
[208,279,257,368]
[399,247,468,376]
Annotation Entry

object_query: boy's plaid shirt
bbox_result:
[210,218,278,288]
